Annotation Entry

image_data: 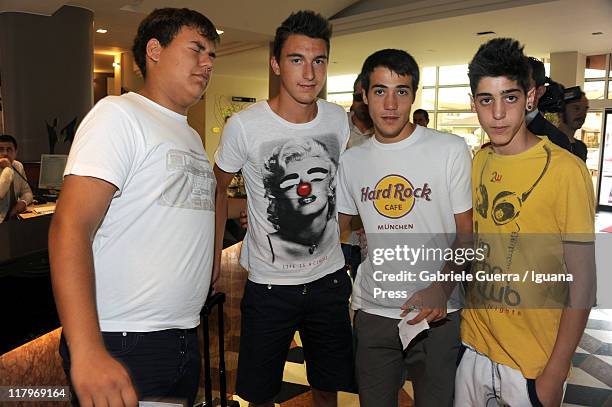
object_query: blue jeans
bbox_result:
[59,328,200,406]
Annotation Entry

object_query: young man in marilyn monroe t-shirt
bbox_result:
[213,10,352,407]
[336,49,473,407]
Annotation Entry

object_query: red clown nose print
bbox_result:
[297,182,312,197]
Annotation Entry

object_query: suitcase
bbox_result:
[195,292,239,407]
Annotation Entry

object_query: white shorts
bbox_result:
[454,345,565,407]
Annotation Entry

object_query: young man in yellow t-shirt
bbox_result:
[455,38,596,407]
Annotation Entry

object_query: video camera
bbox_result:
[539,79,582,113]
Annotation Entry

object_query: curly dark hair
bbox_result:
[468,38,530,95]
[273,10,332,61]
[263,138,337,230]
[132,8,220,78]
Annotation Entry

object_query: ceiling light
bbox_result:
[216,29,224,35]
[112,62,120,68]
[476,31,495,36]
[96,29,108,34]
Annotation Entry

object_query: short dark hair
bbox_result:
[132,8,220,78]
[0,134,17,149]
[527,57,546,87]
[353,73,365,90]
[413,109,429,120]
[360,49,420,93]
[468,38,530,95]
[273,10,332,61]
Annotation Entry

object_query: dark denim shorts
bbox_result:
[59,327,200,406]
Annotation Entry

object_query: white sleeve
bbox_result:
[340,111,350,154]
[0,166,13,199]
[64,100,137,194]
[14,162,33,204]
[336,155,358,216]
[214,115,247,173]
[448,142,473,214]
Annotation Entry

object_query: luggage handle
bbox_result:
[196,291,238,407]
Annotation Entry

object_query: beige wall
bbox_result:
[550,51,586,88]
[203,74,268,163]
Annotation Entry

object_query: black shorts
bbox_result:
[235,268,354,404]
[59,328,200,406]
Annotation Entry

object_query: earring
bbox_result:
[527,104,533,111]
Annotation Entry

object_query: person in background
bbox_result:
[525,57,571,152]
[412,108,430,128]
[49,8,219,406]
[342,73,374,277]
[0,134,33,222]
[348,73,374,147]
[558,88,589,162]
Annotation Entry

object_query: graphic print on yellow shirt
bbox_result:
[462,137,595,379]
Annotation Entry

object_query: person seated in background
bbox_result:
[0,134,33,222]
[558,87,589,162]
[412,108,430,127]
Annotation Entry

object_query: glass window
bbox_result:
[585,54,607,78]
[580,112,603,177]
[584,81,605,100]
[419,88,436,110]
[326,92,353,111]
[598,112,612,206]
[421,67,436,87]
[437,112,482,154]
[438,65,469,85]
[437,87,471,110]
[327,74,358,93]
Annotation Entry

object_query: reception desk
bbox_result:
[0,209,247,403]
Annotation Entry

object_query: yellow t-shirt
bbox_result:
[461,137,595,379]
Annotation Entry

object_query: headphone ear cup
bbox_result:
[476,184,489,219]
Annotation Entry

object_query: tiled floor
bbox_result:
[229,314,612,407]
[204,230,612,406]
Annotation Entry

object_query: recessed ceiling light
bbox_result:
[96,29,108,34]
[477,31,496,36]
[592,32,603,35]
[216,29,224,35]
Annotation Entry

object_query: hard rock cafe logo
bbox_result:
[360,174,432,219]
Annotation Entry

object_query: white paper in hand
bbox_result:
[397,310,429,349]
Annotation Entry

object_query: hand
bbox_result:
[239,210,247,229]
[10,200,27,216]
[0,158,11,168]
[400,283,447,325]
[535,372,565,407]
[356,228,367,259]
[71,348,138,407]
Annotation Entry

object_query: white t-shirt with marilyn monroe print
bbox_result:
[215,99,349,285]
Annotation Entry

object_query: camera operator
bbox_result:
[526,57,571,151]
